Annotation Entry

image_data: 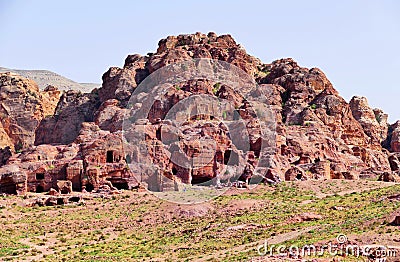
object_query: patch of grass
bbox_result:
[212,82,221,95]
[1,182,400,260]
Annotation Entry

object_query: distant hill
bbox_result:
[0,67,99,93]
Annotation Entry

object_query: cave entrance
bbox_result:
[57,198,64,205]
[69,196,80,202]
[156,128,161,140]
[108,179,129,190]
[60,188,70,194]
[106,151,114,163]
[296,173,303,180]
[191,176,212,185]
[114,181,129,190]
[224,150,231,165]
[85,183,94,192]
[0,183,16,194]
[125,154,132,164]
[36,185,44,193]
[224,150,239,165]
[36,173,45,180]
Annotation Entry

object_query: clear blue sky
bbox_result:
[1,0,399,121]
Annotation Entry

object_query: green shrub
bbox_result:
[376,115,382,123]
[212,82,221,94]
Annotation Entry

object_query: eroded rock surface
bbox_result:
[0,73,60,151]
[0,32,399,194]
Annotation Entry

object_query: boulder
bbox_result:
[45,196,58,206]
[57,180,73,194]
[48,188,60,196]
[389,154,400,171]
[285,166,307,181]
[390,215,400,226]
[378,172,399,182]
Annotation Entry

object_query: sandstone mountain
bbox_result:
[0,67,99,92]
[1,32,400,195]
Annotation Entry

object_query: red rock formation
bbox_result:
[389,121,400,152]
[349,96,388,146]
[0,32,399,194]
[0,73,60,151]
[34,90,100,145]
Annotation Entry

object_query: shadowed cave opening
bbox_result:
[85,183,94,192]
[191,176,212,185]
[0,183,17,194]
[36,185,44,193]
[106,150,114,163]
[36,173,44,180]
[60,188,70,194]
[107,179,129,190]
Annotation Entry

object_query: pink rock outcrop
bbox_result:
[1,32,399,194]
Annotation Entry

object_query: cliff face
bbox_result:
[34,89,100,145]
[0,73,60,151]
[0,32,399,195]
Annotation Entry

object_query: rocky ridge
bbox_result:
[0,32,399,195]
[0,67,99,92]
